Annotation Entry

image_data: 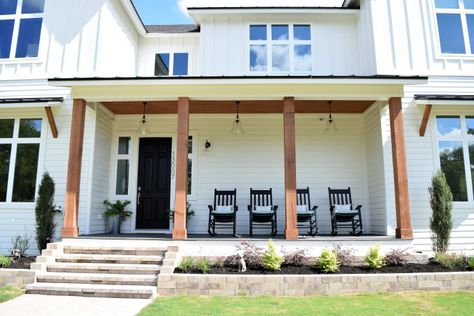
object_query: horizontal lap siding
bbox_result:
[0,104,94,255]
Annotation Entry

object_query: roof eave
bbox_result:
[121,0,147,36]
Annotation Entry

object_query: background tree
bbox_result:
[35,172,56,252]
[429,171,453,253]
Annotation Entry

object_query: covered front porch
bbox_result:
[49,76,422,241]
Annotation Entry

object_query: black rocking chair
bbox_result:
[297,187,318,236]
[248,188,278,236]
[328,187,363,236]
[208,189,238,236]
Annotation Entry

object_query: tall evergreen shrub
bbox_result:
[429,171,453,253]
[35,172,56,252]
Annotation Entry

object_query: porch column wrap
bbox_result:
[62,99,87,238]
[283,97,299,240]
[173,97,189,240]
[389,97,413,240]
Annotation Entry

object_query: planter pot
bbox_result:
[111,216,121,235]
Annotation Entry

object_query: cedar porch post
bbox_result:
[173,97,189,239]
[388,97,413,239]
[62,99,87,238]
[283,97,299,240]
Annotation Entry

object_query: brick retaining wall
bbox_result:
[157,272,474,296]
[0,269,36,287]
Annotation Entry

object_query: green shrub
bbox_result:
[11,233,30,257]
[434,252,466,270]
[468,257,474,269]
[429,171,453,253]
[0,256,12,268]
[214,257,225,269]
[178,257,194,273]
[35,172,57,253]
[262,239,284,271]
[317,249,340,273]
[365,244,385,269]
[196,257,210,274]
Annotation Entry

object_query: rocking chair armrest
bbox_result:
[272,205,278,212]
[247,205,252,212]
[355,205,363,211]
[208,205,214,212]
[311,205,318,211]
[234,205,239,212]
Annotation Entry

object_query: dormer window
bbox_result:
[154,52,189,76]
[0,0,45,59]
[249,24,312,74]
[434,0,474,55]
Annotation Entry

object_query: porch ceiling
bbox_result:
[102,100,376,114]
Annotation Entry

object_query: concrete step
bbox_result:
[26,282,156,299]
[36,272,158,286]
[55,254,164,265]
[46,262,161,275]
[63,246,167,256]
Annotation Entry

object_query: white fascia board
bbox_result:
[119,0,147,36]
[48,77,427,87]
[189,8,359,22]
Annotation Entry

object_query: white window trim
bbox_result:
[155,52,189,76]
[0,0,44,60]
[432,0,474,58]
[247,23,313,75]
[433,113,474,204]
[0,117,45,206]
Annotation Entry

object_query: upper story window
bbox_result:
[154,52,189,76]
[434,0,474,55]
[249,24,312,73]
[0,0,45,59]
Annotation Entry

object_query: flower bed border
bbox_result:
[0,269,36,287]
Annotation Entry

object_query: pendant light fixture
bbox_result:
[229,101,244,135]
[136,102,150,135]
[324,101,338,134]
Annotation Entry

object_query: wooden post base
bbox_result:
[396,227,413,240]
[285,228,299,240]
[172,228,187,240]
[61,226,79,238]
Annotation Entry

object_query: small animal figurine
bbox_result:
[237,250,247,272]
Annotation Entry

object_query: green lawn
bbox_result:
[0,286,24,303]
[139,291,474,316]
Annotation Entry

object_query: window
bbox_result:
[435,115,474,201]
[115,137,130,195]
[249,24,312,73]
[154,53,188,76]
[434,0,474,54]
[0,118,42,203]
[0,0,45,59]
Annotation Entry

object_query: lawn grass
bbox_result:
[0,286,24,303]
[139,291,474,316]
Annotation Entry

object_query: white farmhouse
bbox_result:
[0,0,473,254]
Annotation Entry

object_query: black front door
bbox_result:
[136,138,172,229]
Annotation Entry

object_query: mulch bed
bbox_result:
[176,263,471,275]
[1,257,36,270]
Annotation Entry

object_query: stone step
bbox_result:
[55,254,164,265]
[63,246,167,256]
[36,272,158,286]
[46,262,161,275]
[26,282,156,299]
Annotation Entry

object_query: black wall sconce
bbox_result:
[204,139,211,151]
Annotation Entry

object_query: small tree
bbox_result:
[35,172,56,252]
[429,171,453,253]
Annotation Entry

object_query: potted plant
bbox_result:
[103,200,132,234]
[168,202,195,228]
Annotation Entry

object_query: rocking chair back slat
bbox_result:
[249,188,273,209]
[213,189,237,208]
[328,187,353,208]
[296,187,312,209]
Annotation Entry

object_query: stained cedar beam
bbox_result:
[45,106,58,138]
[172,97,189,240]
[283,97,299,240]
[62,99,87,238]
[389,97,413,240]
[419,104,432,137]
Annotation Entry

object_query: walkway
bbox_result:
[0,294,150,316]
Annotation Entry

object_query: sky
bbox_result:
[132,0,345,25]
